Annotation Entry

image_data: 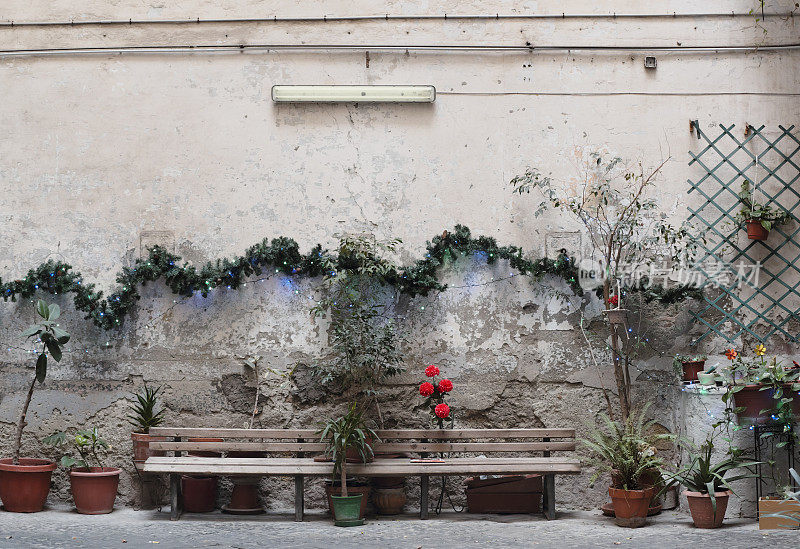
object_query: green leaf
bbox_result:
[20,325,40,338]
[46,340,62,362]
[36,299,49,319]
[48,304,60,321]
[35,353,47,383]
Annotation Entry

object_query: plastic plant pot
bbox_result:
[331,494,365,527]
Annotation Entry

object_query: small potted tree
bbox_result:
[0,299,69,513]
[128,384,166,463]
[660,433,760,529]
[44,427,120,514]
[583,405,668,528]
[319,402,379,526]
[736,179,791,240]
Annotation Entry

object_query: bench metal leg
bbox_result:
[170,474,182,521]
[420,475,429,519]
[542,474,555,520]
[294,475,304,522]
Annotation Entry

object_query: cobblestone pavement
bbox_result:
[0,507,793,548]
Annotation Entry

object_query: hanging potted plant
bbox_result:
[0,300,70,513]
[319,402,379,527]
[759,468,800,530]
[736,179,791,240]
[128,384,166,464]
[672,354,708,382]
[583,404,668,528]
[721,346,800,425]
[44,427,120,514]
[660,432,760,529]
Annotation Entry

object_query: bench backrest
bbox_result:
[147,428,576,455]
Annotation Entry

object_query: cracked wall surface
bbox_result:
[1,1,799,514]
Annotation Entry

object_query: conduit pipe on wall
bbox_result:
[1,43,799,58]
[0,12,795,27]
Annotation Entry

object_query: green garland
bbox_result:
[0,225,584,331]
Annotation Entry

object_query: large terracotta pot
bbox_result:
[0,458,57,513]
[373,487,406,515]
[131,432,166,463]
[734,384,800,424]
[181,475,217,513]
[746,220,769,240]
[222,451,265,514]
[69,467,121,515]
[684,490,731,529]
[681,361,706,382]
[608,487,653,528]
[325,482,371,518]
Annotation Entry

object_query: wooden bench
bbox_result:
[143,427,580,521]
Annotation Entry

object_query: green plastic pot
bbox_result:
[331,494,365,527]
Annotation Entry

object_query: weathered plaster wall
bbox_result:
[1,1,799,514]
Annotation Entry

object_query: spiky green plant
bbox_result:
[583,404,670,490]
[318,402,379,497]
[127,384,165,434]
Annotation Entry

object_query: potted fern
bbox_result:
[128,384,166,463]
[736,179,791,240]
[44,427,120,514]
[319,402,379,526]
[583,405,669,528]
[0,300,70,513]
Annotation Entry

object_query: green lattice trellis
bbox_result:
[687,123,800,344]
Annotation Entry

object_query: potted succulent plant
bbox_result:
[319,402,379,526]
[128,384,166,463]
[721,346,800,425]
[0,300,70,513]
[660,433,760,529]
[584,405,668,528]
[673,354,708,382]
[44,427,120,514]
[736,179,791,240]
[759,468,800,530]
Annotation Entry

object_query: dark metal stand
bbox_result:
[753,422,796,513]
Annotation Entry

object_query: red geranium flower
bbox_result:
[724,349,738,361]
[435,403,450,419]
[607,295,619,306]
[419,382,435,397]
[437,379,453,393]
[425,365,440,378]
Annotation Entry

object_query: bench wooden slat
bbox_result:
[149,440,577,453]
[149,428,318,438]
[149,442,328,452]
[142,456,581,476]
[148,427,575,440]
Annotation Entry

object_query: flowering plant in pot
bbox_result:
[419,364,453,428]
[319,402,379,526]
[44,427,120,515]
[659,432,760,529]
[128,384,166,463]
[0,299,70,513]
[736,179,791,240]
[721,346,800,425]
[583,405,669,527]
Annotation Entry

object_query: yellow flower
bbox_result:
[754,344,766,357]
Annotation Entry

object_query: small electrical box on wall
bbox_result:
[644,56,657,69]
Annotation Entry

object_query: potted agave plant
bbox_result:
[44,427,120,514]
[736,179,791,240]
[319,402,379,527]
[128,384,166,463]
[660,432,760,529]
[0,300,69,513]
[583,405,669,528]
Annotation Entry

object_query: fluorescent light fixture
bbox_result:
[271,85,435,103]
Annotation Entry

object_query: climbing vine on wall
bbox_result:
[0,225,584,331]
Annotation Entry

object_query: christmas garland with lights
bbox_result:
[0,225,584,331]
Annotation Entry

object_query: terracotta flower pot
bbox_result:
[682,361,706,382]
[733,384,800,424]
[0,458,57,513]
[746,219,769,240]
[181,475,217,513]
[684,490,731,529]
[373,487,406,515]
[759,496,800,530]
[608,486,653,528]
[222,451,265,515]
[131,432,166,463]
[69,467,121,515]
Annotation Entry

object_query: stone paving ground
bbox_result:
[0,507,795,549]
